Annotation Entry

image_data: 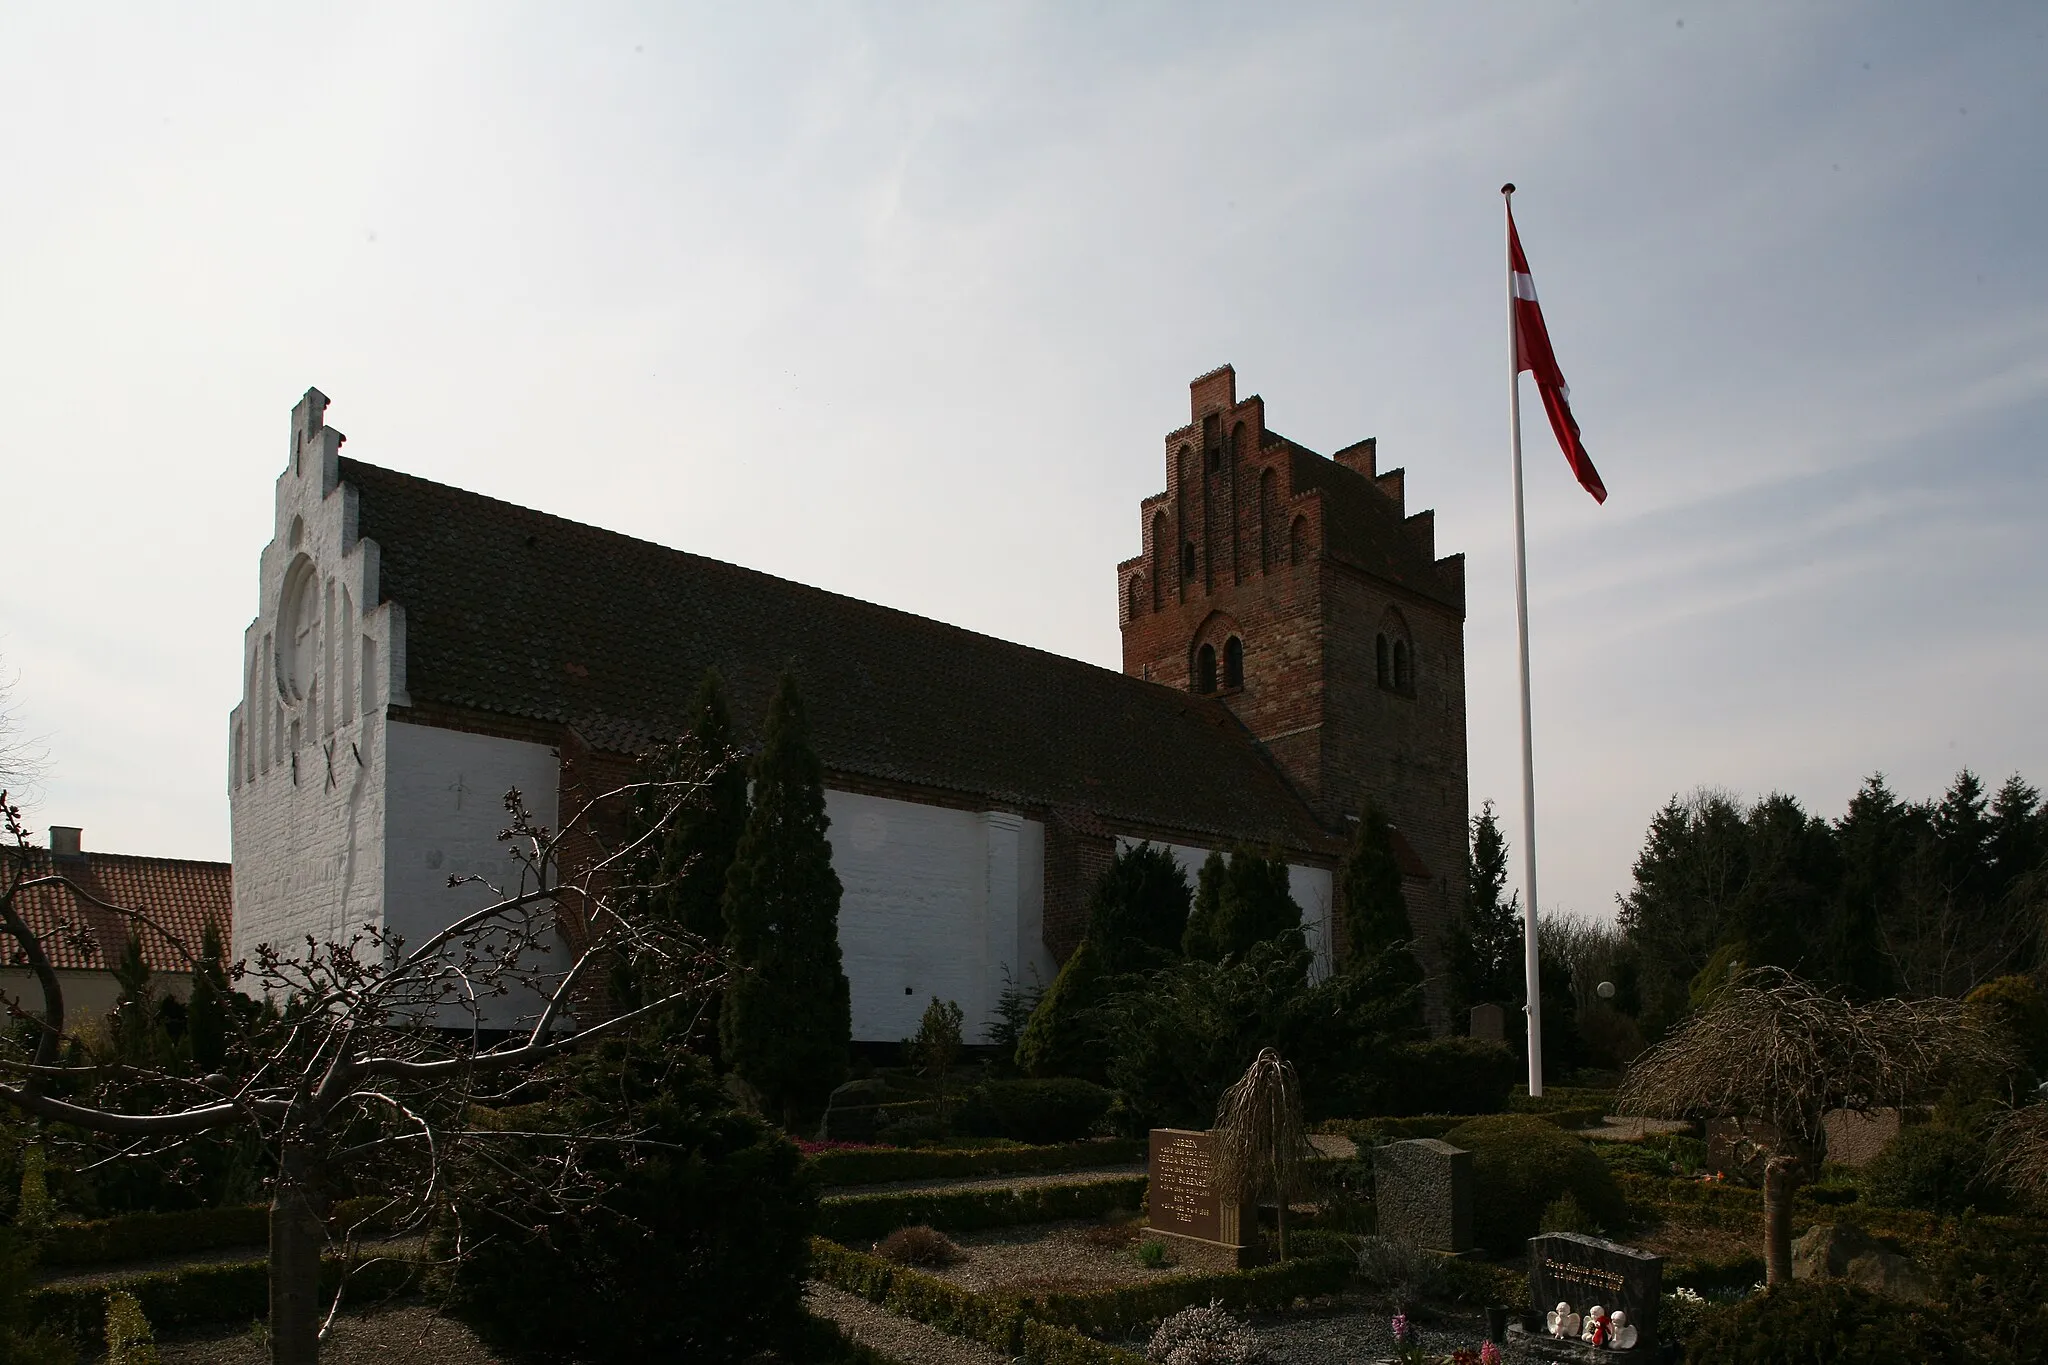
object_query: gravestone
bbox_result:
[1822,1107,1902,1167]
[1146,1128,1257,1270]
[1469,1003,1507,1043]
[817,1077,890,1142]
[1524,1232,1661,1359]
[1372,1138,1473,1253]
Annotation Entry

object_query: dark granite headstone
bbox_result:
[1373,1138,1473,1253]
[1146,1128,1255,1270]
[1470,1002,1507,1043]
[1526,1232,1662,1358]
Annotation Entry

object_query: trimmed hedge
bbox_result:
[38,1205,269,1268]
[817,1176,1146,1244]
[1442,1115,1626,1254]
[29,1253,418,1343]
[955,1079,1116,1146]
[811,1236,1327,1360]
[1022,1255,1351,1341]
[1314,1116,1467,1144]
[807,1138,1142,1188]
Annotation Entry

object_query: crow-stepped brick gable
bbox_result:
[1118,365,1469,990]
[229,370,1468,1040]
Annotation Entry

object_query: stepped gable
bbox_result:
[7,849,230,974]
[1263,429,1464,611]
[341,459,1338,852]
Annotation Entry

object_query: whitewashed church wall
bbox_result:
[825,789,1044,1044]
[1114,838,1336,981]
[383,721,562,1030]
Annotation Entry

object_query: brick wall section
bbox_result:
[1119,366,1470,1026]
[1043,808,1115,963]
[554,726,641,1022]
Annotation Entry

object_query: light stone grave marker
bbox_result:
[1372,1137,1473,1253]
[1145,1128,1256,1270]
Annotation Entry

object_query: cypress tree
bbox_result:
[1181,850,1229,961]
[718,672,850,1128]
[1016,938,1109,1081]
[185,918,230,1071]
[1445,802,1522,1017]
[1085,842,1192,972]
[1342,805,1418,965]
[1213,848,1302,957]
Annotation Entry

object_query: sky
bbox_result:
[3,3,2045,922]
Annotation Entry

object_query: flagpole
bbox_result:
[1503,183,1544,1099]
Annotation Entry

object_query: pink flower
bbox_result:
[1391,1313,1411,1344]
[1480,1343,1503,1365]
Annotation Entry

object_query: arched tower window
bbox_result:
[1181,541,1197,580]
[1378,606,1416,697]
[1194,643,1218,694]
[1222,636,1244,690]
[1289,515,1308,566]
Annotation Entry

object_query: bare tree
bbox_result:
[1213,1047,1311,1261]
[0,660,47,801]
[0,777,725,1365]
[1617,967,2007,1284]
[1991,1104,2048,1214]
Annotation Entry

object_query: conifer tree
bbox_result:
[1016,938,1108,1080]
[719,672,851,1128]
[1085,842,1191,972]
[1445,801,1522,1015]
[185,918,230,1072]
[1341,805,1420,972]
[646,669,749,944]
[1181,850,1229,961]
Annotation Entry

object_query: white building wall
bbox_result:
[826,789,1046,1044]
[1116,838,1336,981]
[383,721,564,1028]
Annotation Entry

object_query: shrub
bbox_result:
[1352,1235,1443,1302]
[1019,938,1111,1081]
[15,1147,54,1231]
[804,1137,1142,1188]
[1145,1301,1267,1365]
[440,1018,816,1364]
[1539,1191,1600,1236]
[1861,1122,2004,1215]
[874,1225,960,1268]
[817,1176,1146,1244]
[955,1078,1115,1145]
[1440,1115,1626,1255]
[38,1206,269,1269]
[1965,974,2048,1079]
[1087,843,1194,972]
[1136,1240,1171,1269]
[1682,1279,1988,1364]
[103,1291,159,1365]
[1382,1038,1517,1116]
[0,1224,71,1365]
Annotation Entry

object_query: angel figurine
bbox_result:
[1609,1310,1639,1350]
[1581,1305,1609,1348]
[1546,1301,1580,1339]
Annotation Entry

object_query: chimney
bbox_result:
[48,826,83,860]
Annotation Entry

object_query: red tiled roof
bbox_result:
[4,849,230,976]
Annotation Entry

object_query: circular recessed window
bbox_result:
[276,555,320,703]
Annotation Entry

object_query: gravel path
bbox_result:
[805,1282,1001,1365]
[825,1164,1145,1199]
[156,1306,504,1365]
[930,1219,1179,1294]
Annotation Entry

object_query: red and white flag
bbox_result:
[1508,206,1606,503]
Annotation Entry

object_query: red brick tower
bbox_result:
[1117,365,1470,981]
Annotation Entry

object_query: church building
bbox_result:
[227,366,1469,1041]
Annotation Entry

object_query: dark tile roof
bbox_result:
[1263,430,1463,612]
[342,460,1339,853]
[6,850,230,975]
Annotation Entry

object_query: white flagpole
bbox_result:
[1503,183,1544,1099]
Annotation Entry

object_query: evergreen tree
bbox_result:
[1181,850,1230,961]
[1828,774,1905,1000]
[1341,805,1422,973]
[1016,938,1109,1081]
[1445,802,1522,1016]
[1987,775,2045,907]
[185,918,230,1071]
[718,673,850,1128]
[1084,842,1192,972]
[1728,793,1838,977]
[1214,848,1302,958]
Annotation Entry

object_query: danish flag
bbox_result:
[1508,205,1607,503]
